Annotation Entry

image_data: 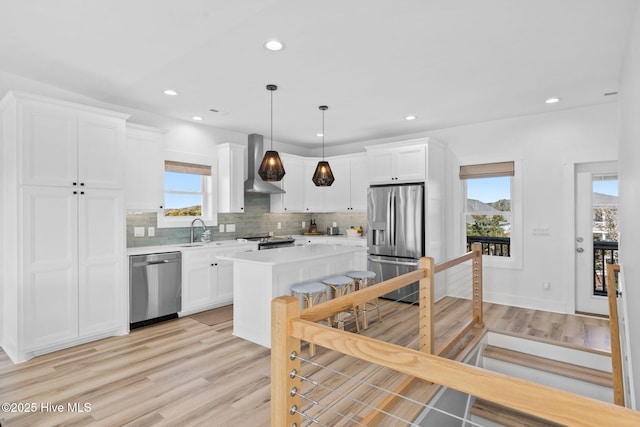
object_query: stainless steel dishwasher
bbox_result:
[129,251,182,329]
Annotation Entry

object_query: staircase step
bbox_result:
[470,398,564,427]
[483,345,612,388]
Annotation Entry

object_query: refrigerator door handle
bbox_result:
[368,255,419,267]
[390,191,396,247]
[386,191,393,248]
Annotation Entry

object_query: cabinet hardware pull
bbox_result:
[73,182,77,186]
[73,191,77,194]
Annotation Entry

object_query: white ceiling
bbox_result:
[0,0,635,148]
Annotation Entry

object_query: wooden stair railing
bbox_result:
[274,297,640,426]
[607,263,625,406]
[272,249,640,426]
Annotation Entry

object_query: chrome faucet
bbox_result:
[190,218,207,243]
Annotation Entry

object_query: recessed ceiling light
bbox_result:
[405,115,417,121]
[264,40,285,51]
[545,97,560,104]
[164,89,178,96]
[192,116,203,121]
[317,133,324,137]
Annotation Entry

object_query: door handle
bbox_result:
[576,248,584,253]
[368,256,418,267]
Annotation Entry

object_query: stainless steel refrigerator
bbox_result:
[367,183,424,303]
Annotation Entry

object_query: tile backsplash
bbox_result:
[126,193,366,247]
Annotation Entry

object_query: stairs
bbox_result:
[469,332,613,427]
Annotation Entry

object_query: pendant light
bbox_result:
[258,84,285,181]
[312,105,335,186]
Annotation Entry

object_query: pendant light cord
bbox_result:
[270,89,273,150]
[322,108,325,160]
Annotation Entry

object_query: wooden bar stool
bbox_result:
[346,270,381,329]
[321,275,360,332]
[290,281,330,356]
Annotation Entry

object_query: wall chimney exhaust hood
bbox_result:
[244,134,285,194]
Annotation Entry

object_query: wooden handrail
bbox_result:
[272,247,491,425]
[607,263,625,406]
[287,315,640,427]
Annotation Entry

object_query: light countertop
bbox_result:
[126,240,257,256]
[218,244,367,266]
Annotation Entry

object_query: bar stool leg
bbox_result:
[356,278,369,329]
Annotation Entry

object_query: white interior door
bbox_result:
[575,162,618,316]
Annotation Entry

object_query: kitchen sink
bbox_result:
[179,242,224,247]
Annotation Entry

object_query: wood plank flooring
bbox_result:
[0,299,610,426]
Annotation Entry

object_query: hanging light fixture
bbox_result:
[258,84,285,181]
[312,105,335,186]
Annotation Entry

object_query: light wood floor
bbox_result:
[0,299,610,426]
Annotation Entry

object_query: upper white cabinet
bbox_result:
[303,158,330,212]
[367,142,427,184]
[323,154,367,212]
[270,153,305,212]
[20,98,126,189]
[125,124,164,210]
[272,153,367,214]
[0,91,129,363]
[218,143,246,213]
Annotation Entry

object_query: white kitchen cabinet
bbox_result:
[304,158,330,212]
[21,186,79,349]
[270,154,305,212]
[367,142,426,184]
[218,142,246,213]
[323,157,350,211]
[1,91,129,363]
[180,244,258,315]
[124,124,164,210]
[349,154,368,211]
[181,249,217,312]
[77,189,126,336]
[20,97,126,189]
[323,153,367,212]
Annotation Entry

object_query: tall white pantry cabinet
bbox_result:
[0,92,130,363]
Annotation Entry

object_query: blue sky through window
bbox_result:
[593,179,618,196]
[164,172,203,209]
[466,176,511,203]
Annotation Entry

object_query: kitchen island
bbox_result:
[218,244,367,347]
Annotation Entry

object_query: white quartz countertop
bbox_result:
[126,240,257,256]
[218,244,367,265]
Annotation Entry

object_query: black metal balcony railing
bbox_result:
[593,240,618,296]
[466,236,510,257]
[466,236,618,298]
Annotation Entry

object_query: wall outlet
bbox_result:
[219,224,225,232]
[543,281,551,290]
[277,222,282,230]
[302,221,306,228]
[134,227,145,237]
[333,222,337,227]
[148,227,155,237]
[227,224,236,232]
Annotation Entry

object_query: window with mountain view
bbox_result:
[461,161,514,257]
[163,160,212,217]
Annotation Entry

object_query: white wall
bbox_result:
[618,2,640,409]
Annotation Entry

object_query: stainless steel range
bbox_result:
[242,235,295,250]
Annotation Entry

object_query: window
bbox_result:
[159,159,216,227]
[461,161,514,259]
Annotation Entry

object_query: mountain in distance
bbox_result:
[165,205,202,216]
